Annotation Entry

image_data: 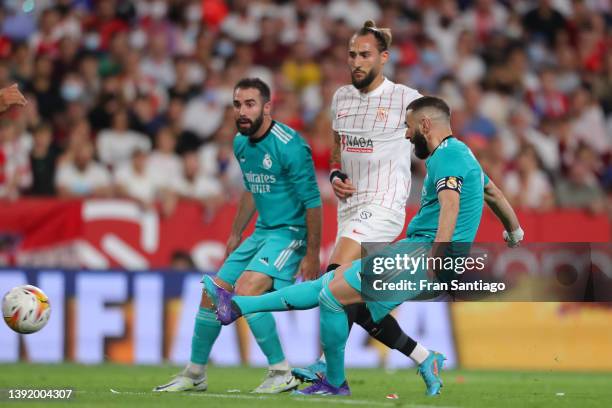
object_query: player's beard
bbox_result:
[351,67,378,90]
[412,130,430,159]
[236,110,264,136]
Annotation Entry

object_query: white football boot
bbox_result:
[153,369,207,392]
[251,369,300,394]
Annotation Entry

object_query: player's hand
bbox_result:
[298,252,321,281]
[332,177,357,199]
[503,227,524,248]
[0,84,27,113]
[225,233,242,258]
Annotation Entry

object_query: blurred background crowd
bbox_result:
[0,0,610,217]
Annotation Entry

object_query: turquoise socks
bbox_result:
[234,275,326,314]
[190,307,221,364]
[244,312,286,365]
[318,285,349,387]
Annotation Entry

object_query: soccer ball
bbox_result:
[2,285,51,334]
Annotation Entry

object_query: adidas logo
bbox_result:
[259,257,269,266]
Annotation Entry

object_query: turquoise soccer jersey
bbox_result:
[407,136,489,242]
[233,120,322,231]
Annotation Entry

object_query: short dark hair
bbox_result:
[355,20,392,52]
[406,96,451,118]
[234,78,271,103]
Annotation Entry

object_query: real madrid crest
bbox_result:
[263,153,273,169]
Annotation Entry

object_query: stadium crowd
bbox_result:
[0,0,610,217]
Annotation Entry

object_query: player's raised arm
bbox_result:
[484,179,524,247]
[226,191,256,257]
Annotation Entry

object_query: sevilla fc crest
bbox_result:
[376,108,388,122]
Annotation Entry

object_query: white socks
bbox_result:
[270,359,290,371]
[410,344,430,365]
[186,362,206,377]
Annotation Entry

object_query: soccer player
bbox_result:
[206,21,448,396]
[294,19,435,386]
[211,96,523,396]
[154,78,322,393]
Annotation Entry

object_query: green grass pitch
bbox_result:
[1,364,611,407]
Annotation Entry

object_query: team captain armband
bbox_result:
[436,176,463,194]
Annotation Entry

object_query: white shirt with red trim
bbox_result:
[331,78,421,214]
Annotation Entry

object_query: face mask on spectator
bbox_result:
[421,50,439,66]
[217,39,235,58]
[84,33,100,51]
[61,82,84,102]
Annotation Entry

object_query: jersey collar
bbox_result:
[358,77,391,99]
[426,135,454,163]
[247,120,275,144]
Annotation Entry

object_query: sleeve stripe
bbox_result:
[271,128,290,144]
[275,125,294,140]
[272,126,293,143]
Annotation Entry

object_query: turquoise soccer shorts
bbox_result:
[343,235,434,323]
[214,228,306,290]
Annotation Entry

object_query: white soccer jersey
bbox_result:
[331,78,422,214]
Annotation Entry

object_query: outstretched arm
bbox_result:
[484,180,524,246]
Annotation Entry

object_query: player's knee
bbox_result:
[235,280,266,296]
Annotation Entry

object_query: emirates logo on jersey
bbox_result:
[341,134,374,153]
[376,108,388,122]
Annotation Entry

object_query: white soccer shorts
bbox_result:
[336,203,405,244]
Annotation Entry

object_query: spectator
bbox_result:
[504,145,555,211]
[170,250,196,270]
[55,142,112,198]
[148,126,182,192]
[451,30,486,86]
[500,104,560,172]
[176,150,224,214]
[0,119,32,200]
[252,16,289,68]
[460,82,498,143]
[96,109,151,168]
[28,122,58,196]
[527,67,569,120]
[281,40,321,92]
[0,0,609,219]
[140,32,175,88]
[570,84,609,155]
[521,0,567,46]
[556,161,606,214]
[327,0,381,30]
[114,149,158,209]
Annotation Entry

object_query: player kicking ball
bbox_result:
[207,96,523,396]
[154,78,322,393]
